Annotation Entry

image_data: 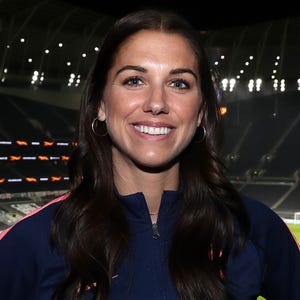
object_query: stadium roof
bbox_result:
[1,0,300,105]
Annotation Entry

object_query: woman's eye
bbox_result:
[170,79,189,89]
[124,76,143,87]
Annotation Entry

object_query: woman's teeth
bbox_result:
[134,125,171,135]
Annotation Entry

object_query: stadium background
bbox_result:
[0,0,299,257]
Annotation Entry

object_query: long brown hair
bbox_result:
[51,9,249,299]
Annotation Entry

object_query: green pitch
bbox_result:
[288,223,300,244]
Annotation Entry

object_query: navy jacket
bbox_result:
[0,191,299,300]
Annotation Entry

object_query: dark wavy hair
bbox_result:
[51,8,249,300]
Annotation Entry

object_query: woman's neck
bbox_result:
[113,161,179,217]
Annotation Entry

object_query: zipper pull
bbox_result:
[152,223,160,239]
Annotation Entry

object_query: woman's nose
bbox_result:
[142,86,169,115]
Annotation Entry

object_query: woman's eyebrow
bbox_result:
[116,65,147,75]
[170,68,198,80]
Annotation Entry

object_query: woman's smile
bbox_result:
[133,124,172,135]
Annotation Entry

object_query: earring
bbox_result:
[91,117,108,137]
[193,125,206,143]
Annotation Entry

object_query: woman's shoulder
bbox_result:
[240,194,299,251]
[228,195,300,298]
[0,194,69,299]
[241,194,283,224]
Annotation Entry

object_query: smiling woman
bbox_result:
[0,8,299,300]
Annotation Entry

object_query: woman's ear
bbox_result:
[197,110,203,127]
[98,101,106,121]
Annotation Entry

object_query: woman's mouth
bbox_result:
[133,125,172,135]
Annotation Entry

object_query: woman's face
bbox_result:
[99,30,202,170]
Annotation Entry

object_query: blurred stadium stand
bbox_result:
[222,91,300,221]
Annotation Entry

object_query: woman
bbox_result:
[0,9,299,300]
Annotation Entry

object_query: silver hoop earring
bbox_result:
[91,118,108,137]
[194,125,206,143]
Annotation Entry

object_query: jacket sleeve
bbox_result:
[0,221,42,300]
[240,196,300,300]
[259,207,300,300]
[0,196,67,300]
[227,196,300,299]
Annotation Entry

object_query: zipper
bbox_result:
[152,222,160,239]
